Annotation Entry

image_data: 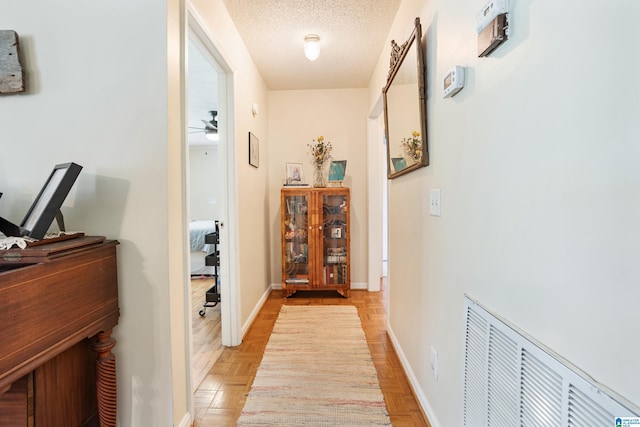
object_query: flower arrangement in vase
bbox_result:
[400,131,422,162]
[308,135,332,187]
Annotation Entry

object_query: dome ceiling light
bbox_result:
[304,34,320,61]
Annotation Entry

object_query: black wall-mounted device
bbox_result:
[478,13,509,57]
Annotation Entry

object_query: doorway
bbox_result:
[368,96,389,291]
[187,34,223,390]
[185,13,239,395]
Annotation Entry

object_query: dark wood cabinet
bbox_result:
[0,236,119,426]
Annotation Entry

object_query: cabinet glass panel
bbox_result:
[321,194,348,285]
[283,194,310,286]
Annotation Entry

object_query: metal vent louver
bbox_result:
[463,296,639,426]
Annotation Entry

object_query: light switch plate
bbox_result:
[429,189,441,217]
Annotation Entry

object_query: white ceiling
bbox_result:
[188,39,219,146]
[188,0,402,144]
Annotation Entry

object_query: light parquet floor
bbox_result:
[192,282,430,427]
[191,277,223,390]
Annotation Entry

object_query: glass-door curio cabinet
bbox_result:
[281,187,350,297]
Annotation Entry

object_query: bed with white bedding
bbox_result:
[190,220,216,253]
[190,220,217,276]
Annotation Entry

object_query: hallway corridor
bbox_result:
[193,285,430,426]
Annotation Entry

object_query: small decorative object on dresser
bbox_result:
[281,187,350,297]
[0,162,82,240]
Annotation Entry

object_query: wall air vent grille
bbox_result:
[463,295,639,426]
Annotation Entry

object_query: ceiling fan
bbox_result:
[189,110,218,141]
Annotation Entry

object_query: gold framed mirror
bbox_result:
[383,17,428,179]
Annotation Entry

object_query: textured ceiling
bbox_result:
[222,0,401,90]
[188,1,401,145]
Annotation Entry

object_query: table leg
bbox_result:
[92,330,117,427]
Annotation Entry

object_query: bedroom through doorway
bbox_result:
[186,31,225,391]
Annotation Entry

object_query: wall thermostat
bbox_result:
[443,66,465,98]
[476,0,508,33]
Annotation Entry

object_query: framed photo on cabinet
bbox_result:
[328,160,347,183]
[20,162,83,240]
[285,162,305,185]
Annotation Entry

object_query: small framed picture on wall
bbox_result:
[249,132,259,168]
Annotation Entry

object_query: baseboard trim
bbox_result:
[271,282,368,290]
[241,285,272,339]
[386,325,442,427]
[351,282,367,290]
[176,412,191,427]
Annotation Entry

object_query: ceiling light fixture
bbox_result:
[304,34,320,61]
[205,130,219,141]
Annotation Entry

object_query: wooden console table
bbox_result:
[0,236,119,427]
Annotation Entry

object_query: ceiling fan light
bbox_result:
[304,34,320,61]
[204,110,218,141]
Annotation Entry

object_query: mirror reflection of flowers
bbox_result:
[400,131,422,162]
[308,135,333,167]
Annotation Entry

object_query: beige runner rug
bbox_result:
[237,305,392,426]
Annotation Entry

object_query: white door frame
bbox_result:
[183,5,241,408]
[367,95,385,292]
[188,7,242,352]
[187,3,240,348]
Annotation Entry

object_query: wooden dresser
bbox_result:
[0,236,119,427]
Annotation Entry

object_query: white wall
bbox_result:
[370,0,640,425]
[0,0,270,425]
[189,146,220,221]
[0,1,180,424]
[268,89,369,288]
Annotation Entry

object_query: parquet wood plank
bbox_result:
[191,278,223,390]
